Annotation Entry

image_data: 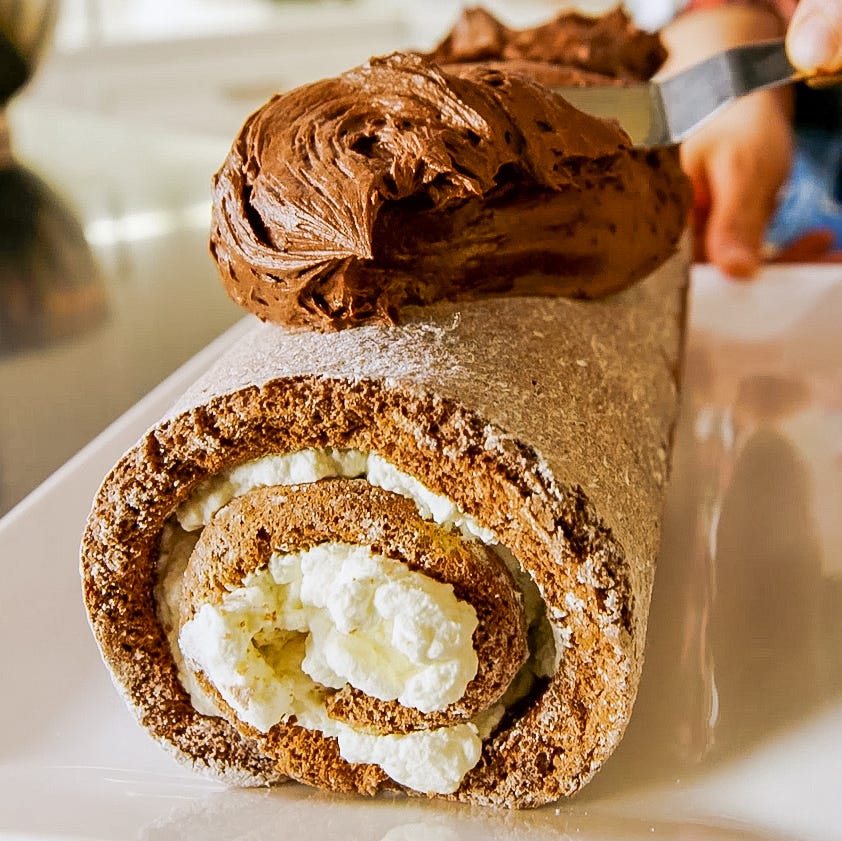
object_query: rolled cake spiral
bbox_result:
[81,239,688,806]
[175,479,529,794]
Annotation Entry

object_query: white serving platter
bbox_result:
[1,265,840,841]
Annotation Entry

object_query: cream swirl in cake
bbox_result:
[154,450,548,794]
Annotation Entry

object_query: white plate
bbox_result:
[1,266,841,841]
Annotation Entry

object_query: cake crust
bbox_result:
[81,238,689,806]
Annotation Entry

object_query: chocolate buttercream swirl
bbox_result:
[427,6,667,81]
[211,17,690,330]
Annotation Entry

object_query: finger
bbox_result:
[787,0,842,73]
[679,146,712,262]
[704,148,780,278]
[689,176,712,263]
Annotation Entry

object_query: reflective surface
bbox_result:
[0,265,840,841]
[0,101,241,514]
[0,155,106,356]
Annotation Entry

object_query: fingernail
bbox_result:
[788,12,836,71]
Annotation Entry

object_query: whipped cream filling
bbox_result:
[177,449,495,543]
[180,542,479,728]
[156,448,556,794]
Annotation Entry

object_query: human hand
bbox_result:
[681,91,793,276]
[787,0,842,73]
[662,6,792,277]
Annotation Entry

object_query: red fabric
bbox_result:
[771,231,842,263]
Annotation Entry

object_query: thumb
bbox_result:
[787,0,842,73]
[705,150,777,278]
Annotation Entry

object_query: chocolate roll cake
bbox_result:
[81,8,692,809]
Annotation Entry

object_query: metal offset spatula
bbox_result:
[554,38,842,148]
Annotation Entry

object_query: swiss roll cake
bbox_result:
[81,8,692,809]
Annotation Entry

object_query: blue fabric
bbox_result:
[766,129,842,250]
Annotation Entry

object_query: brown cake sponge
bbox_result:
[81,236,689,807]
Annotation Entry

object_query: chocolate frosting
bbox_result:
[427,6,667,81]
[210,10,691,330]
